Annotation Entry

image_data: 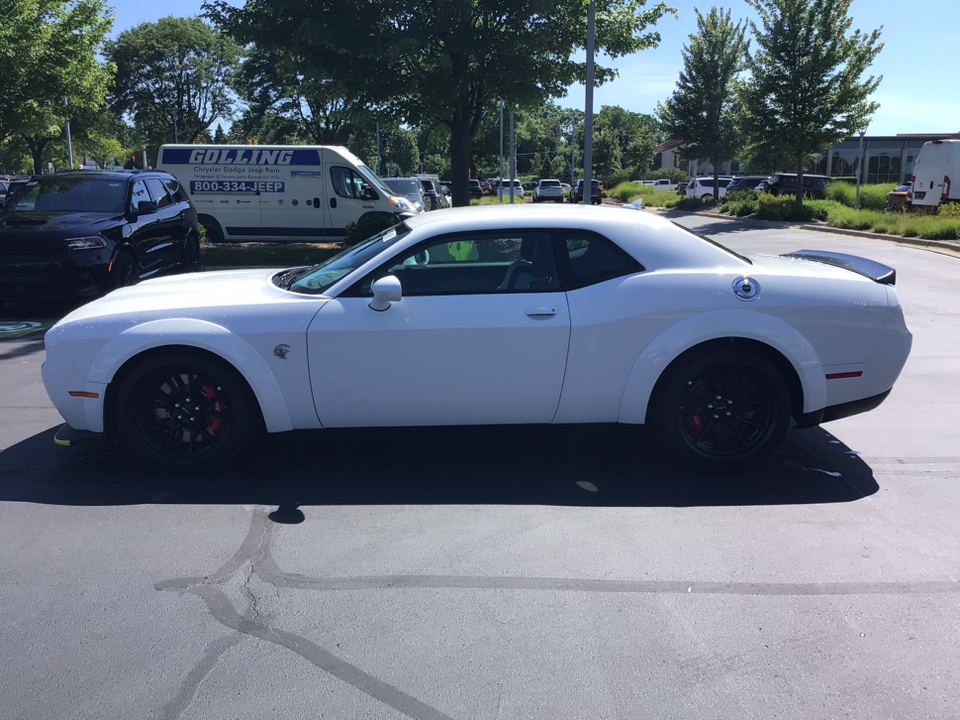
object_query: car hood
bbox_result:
[59,268,307,325]
[0,210,120,237]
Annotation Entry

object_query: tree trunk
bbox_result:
[449,114,473,208]
[23,136,52,175]
[713,166,720,204]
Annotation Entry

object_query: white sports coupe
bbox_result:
[42,205,912,473]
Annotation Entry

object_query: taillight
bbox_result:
[943,176,951,201]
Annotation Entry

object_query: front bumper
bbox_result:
[0,253,110,300]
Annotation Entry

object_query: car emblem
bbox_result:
[732,276,760,301]
[273,343,291,359]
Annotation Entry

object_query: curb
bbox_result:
[645,207,960,258]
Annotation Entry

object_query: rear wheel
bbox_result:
[113,350,259,473]
[655,349,791,471]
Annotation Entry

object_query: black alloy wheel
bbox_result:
[657,350,791,470]
[182,234,201,272]
[108,251,139,290]
[114,351,257,472]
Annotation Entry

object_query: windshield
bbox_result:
[4,176,127,214]
[384,179,421,195]
[355,163,393,196]
[284,222,411,294]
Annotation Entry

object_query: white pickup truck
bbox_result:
[533,178,565,203]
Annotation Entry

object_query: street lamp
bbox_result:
[582,0,595,205]
[855,128,866,211]
[63,97,74,170]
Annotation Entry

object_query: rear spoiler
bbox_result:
[782,250,896,285]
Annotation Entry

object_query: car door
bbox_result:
[127,178,169,276]
[307,229,571,428]
[143,177,183,271]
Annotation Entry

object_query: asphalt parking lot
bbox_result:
[1,215,958,720]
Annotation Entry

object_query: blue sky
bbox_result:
[108,0,959,137]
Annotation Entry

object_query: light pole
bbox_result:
[855,128,866,210]
[499,101,504,199]
[509,110,516,203]
[582,0,595,205]
[63,97,74,170]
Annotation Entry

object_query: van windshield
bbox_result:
[355,163,393,196]
[280,222,411,294]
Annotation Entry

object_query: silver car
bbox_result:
[382,177,428,213]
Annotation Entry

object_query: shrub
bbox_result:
[648,167,690,185]
[938,202,960,219]
[603,168,636,189]
[675,196,710,211]
[805,199,842,221]
[825,181,897,211]
[826,181,856,207]
[610,181,655,203]
[720,190,758,206]
[754,194,814,222]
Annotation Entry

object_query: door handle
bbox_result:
[525,307,557,318]
[329,197,336,208]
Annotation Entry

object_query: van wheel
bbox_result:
[199,217,224,244]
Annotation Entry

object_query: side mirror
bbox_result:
[369,275,402,311]
[136,199,158,215]
[360,187,378,201]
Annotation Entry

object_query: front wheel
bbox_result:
[655,349,791,470]
[182,233,201,273]
[113,350,260,473]
[107,250,139,290]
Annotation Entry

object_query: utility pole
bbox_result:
[499,101,504,199]
[509,110,516,203]
[582,0,595,205]
[63,97,74,170]
[855,129,866,211]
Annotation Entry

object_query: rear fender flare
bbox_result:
[617,310,826,424]
[87,318,293,433]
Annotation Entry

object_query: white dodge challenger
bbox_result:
[42,205,912,472]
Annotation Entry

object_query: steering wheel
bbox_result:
[402,249,430,267]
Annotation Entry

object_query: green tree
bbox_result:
[207,0,674,207]
[657,7,747,202]
[106,17,241,148]
[385,127,420,176]
[0,0,114,172]
[741,0,882,206]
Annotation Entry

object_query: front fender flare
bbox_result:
[87,318,293,433]
[617,310,827,424]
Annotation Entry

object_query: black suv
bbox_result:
[0,170,200,302]
[573,179,603,204]
[765,173,831,199]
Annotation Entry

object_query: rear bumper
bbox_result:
[794,389,891,428]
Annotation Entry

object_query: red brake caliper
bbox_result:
[681,400,705,433]
[204,384,223,435]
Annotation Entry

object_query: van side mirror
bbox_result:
[369,275,402,311]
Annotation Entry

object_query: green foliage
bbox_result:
[825,181,856,207]
[657,8,748,190]
[826,181,898,211]
[824,206,960,239]
[741,0,883,205]
[106,17,241,147]
[610,182,652,202]
[0,0,115,171]
[208,0,676,207]
[939,203,960,219]
[754,194,815,221]
[649,167,689,184]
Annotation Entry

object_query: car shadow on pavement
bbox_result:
[0,424,877,510]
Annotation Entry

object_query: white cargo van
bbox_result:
[909,139,960,209]
[157,144,418,242]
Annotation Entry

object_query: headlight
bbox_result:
[64,236,106,251]
[389,196,414,212]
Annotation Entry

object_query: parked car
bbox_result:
[468,179,483,199]
[726,176,769,194]
[499,179,525,198]
[649,178,678,191]
[886,182,912,213]
[686,177,734,199]
[382,177,428,213]
[416,175,448,210]
[0,170,200,303]
[676,182,688,196]
[764,173,831,200]
[573,179,602,204]
[41,205,911,473]
[533,179,565,203]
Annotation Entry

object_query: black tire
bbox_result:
[113,350,259,473]
[655,349,791,470]
[182,233,201,273]
[108,250,139,290]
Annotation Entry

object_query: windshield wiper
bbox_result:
[274,266,312,290]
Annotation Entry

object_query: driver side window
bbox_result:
[361,231,560,296]
[331,166,377,200]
